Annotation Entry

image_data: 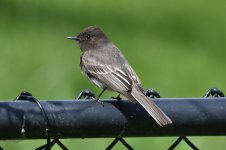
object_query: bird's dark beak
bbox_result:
[67,36,81,41]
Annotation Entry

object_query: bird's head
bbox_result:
[67,26,110,51]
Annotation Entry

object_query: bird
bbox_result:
[67,26,172,126]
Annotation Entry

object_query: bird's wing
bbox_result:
[81,44,141,94]
[123,63,141,86]
[83,62,132,93]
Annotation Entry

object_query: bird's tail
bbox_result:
[130,85,172,126]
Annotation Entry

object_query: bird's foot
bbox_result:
[145,88,161,98]
[93,98,104,107]
[76,89,96,100]
[112,94,122,101]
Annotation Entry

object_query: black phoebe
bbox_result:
[67,26,172,126]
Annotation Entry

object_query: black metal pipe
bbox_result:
[0,98,226,140]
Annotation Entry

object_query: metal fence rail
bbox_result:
[1,98,226,139]
[0,88,225,149]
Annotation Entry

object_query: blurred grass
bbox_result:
[0,0,226,149]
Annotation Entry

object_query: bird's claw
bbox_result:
[111,94,122,101]
[93,98,104,107]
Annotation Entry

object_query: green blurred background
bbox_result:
[0,0,226,149]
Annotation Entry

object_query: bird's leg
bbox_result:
[96,88,106,100]
[94,88,106,106]
[112,94,122,101]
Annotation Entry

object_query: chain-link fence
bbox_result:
[0,87,225,150]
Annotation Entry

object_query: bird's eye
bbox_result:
[85,35,91,40]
